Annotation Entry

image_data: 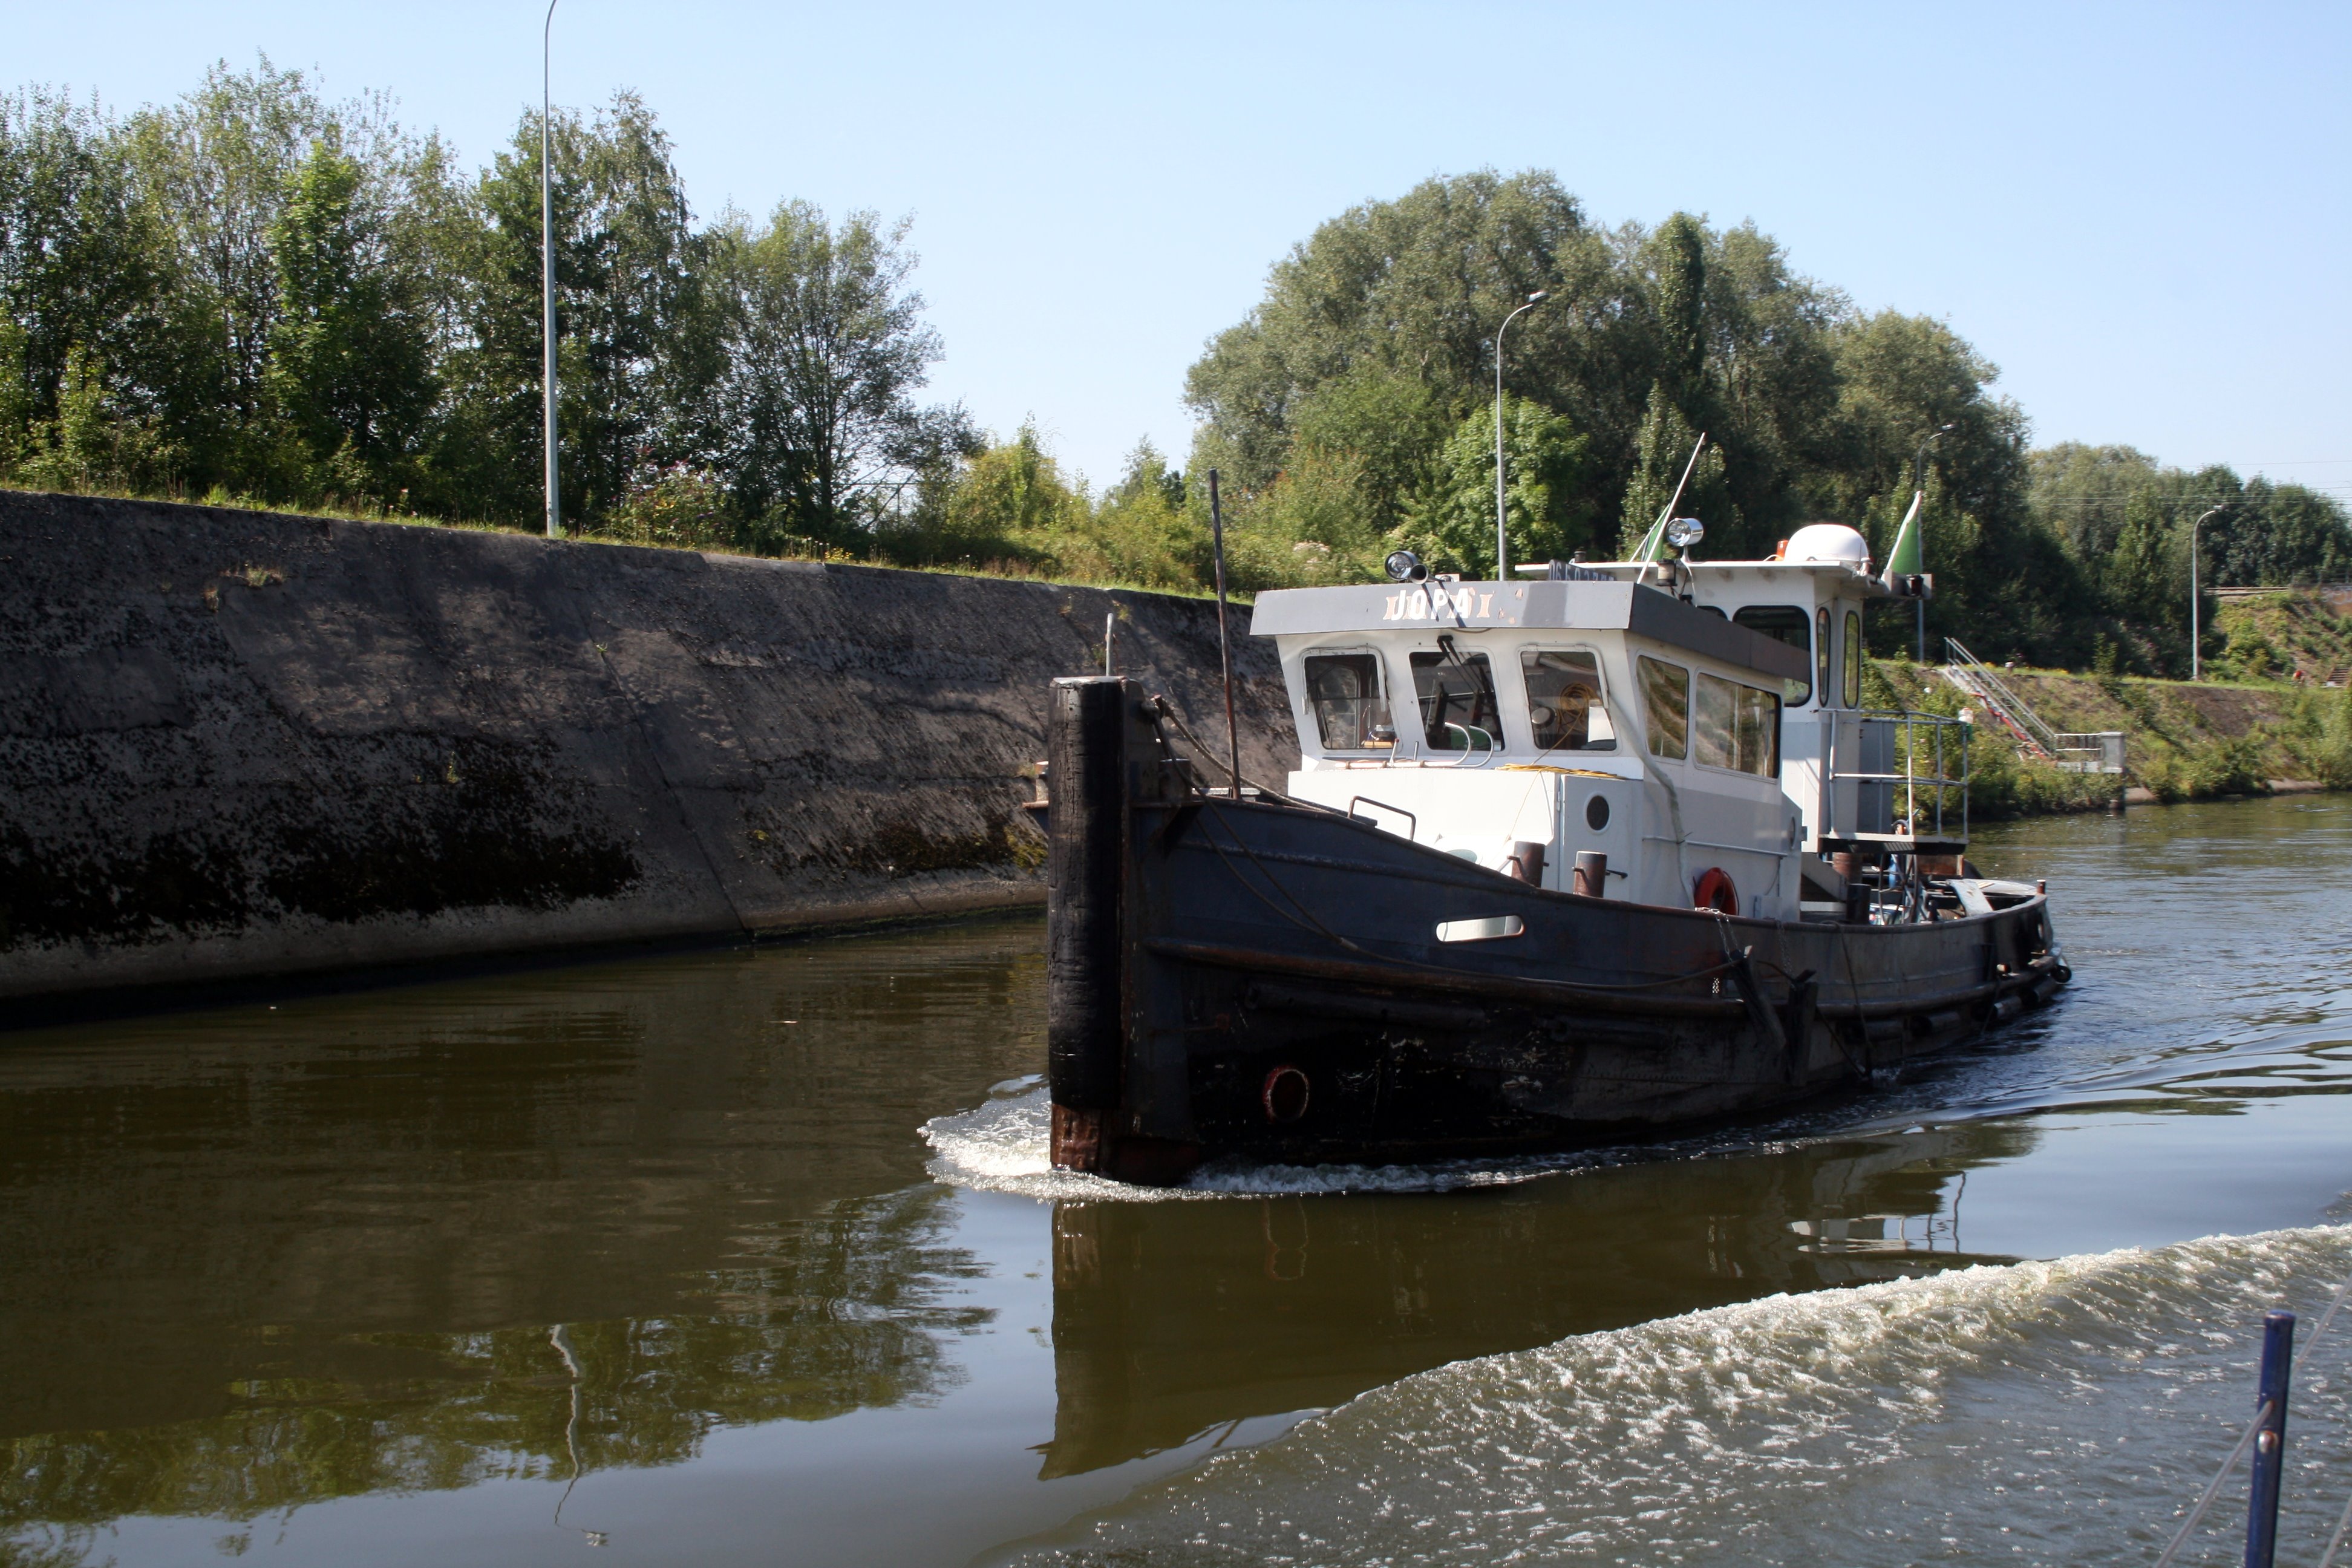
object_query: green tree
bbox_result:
[0,87,177,464]
[15,343,177,492]
[1647,215,1706,396]
[1182,169,1617,500]
[1286,365,1451,536]
[264,136,436,495]
[1617,382,1730,557]
[1826,310,2079,662]
[1077,440,1206,589]
[914,422,1086,566]
[119,57,352,484]
[704,201,973,540]
[1183,178,1857,564]
[462,94,711,528]
[2025,442,2351,668]
[1220,444,1382,590]
[2211,477,2351,586]
[1400,395,1590,575]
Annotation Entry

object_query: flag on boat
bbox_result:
[1632,514,1671,563]
[1883,491,1927,592]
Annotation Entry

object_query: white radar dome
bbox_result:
[1783,523,1871,569]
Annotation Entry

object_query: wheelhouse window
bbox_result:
[1638,655,1688,760]
[1815,606,1832,704]
[1302,652,1394,751]
[1733,604,1812,707]
[1521,650,1616,752]
[1409,648,1503,751]
[1842,609,1863,708]
[1694,673,1781,777]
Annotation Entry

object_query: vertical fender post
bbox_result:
[1047,676,1131,1170]
[1727,947,1786,1057]
[1781,970,1818,1084]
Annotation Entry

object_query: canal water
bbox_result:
[5,797,2352,1567]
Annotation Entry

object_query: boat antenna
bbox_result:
[1207,469,1243,798]
[1638,433,1708,586]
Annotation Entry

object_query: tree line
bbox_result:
[1173,169,2350,675]
[2,65,2343,678]
[0,60,972,551]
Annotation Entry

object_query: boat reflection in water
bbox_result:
[1034,1118,2033,1478]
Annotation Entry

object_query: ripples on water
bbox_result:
[948,799,2352,1565]
[1006,1226,2352,1566]
[7,797,2352,1567]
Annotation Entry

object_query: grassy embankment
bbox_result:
[1869,590,2352,819]
[10,482,1233,601]
[27,487,2352,818]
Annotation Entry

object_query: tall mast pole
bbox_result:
[541,0,563,538]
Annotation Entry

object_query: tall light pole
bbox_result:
[1909,423,1954,660]
[541,0,563,539]
[2189,505,2227,680]
[1493,290,1548,580]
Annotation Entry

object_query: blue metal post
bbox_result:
[2246,1308,2296,1568]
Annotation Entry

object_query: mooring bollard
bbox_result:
[2246,1308,2296,1568]
[1571,850,1607,898]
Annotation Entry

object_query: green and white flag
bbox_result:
[1884,491,1925,583]
[1632,514,1671,563]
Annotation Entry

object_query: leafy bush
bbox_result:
[1963,731,2117,818]
[591,463,737,551]
[1217,446,1383,592]
[2184,735,2270,797]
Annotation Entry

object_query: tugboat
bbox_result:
[1040,519,2068,1184]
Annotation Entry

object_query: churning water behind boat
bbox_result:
[1001,1224,2352,1567]
[926,1086,1642,1198]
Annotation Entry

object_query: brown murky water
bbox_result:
[7,797,2352,1566]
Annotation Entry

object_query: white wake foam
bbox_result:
[1000,1223,2352,1565]
[921,1086,1624,1200]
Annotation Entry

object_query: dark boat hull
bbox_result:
[1043,678,2066,1184]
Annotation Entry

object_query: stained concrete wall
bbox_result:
[0,490,1297,1002]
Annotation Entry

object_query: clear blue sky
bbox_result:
[17,2,2351,502]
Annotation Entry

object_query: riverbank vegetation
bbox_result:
[3,62,2348,678]
[1864,604,2352,815]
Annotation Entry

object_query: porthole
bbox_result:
[1586,794,1611,831]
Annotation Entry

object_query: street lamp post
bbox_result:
[541,0,562,540]
[1909,423,1955,661]
[2189,505,2227,680]
[1493,290,1548,580]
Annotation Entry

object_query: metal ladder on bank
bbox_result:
[1941,638,2062,760]
[1940,639,2126,774]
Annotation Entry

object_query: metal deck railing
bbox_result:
[1815,708,1972,844]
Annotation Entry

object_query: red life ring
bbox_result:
[1262,1065,1312,1123]
[1693,867,1739,915]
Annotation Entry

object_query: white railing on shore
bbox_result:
[2052,730,2127,774]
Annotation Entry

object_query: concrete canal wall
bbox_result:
[0,490,1297,1004]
